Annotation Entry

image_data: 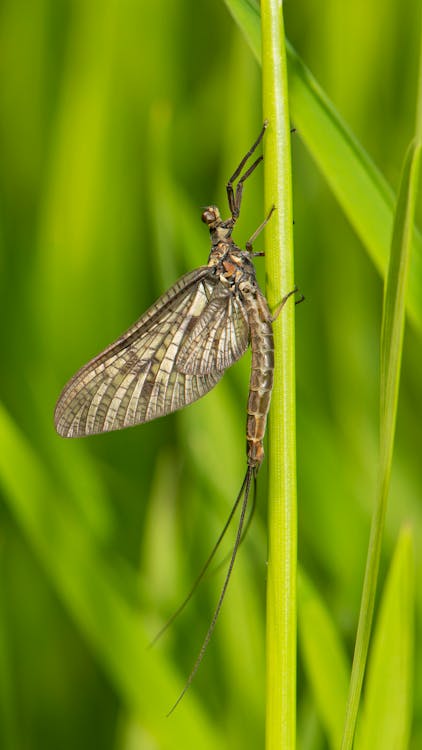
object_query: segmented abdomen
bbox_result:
[244,292,274,469]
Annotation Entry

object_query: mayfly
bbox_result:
[54,122,297,710]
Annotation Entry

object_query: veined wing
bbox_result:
[54,267,249,438]
[176,294,249,375]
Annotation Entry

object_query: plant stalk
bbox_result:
[261,2,296,749]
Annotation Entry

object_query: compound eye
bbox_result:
[201,208,214,224]
[201,206,220,225]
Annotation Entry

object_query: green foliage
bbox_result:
[356,528,414,750]
[0,1,421,749]
[341,51,421,746]
[298,571,350,750]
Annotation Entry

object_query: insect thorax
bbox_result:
[207,241,257,294]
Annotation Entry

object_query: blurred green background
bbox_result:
[0,1,421,748]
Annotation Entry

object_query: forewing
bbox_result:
[54,267,225,437]
[176,293,250,375]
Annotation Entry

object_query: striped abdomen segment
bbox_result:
[244,291,274,469]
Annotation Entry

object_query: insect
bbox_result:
[54,122,297,711]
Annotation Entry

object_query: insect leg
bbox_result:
[226,121,268,218]
[270,287,303,322]
[245,204,276,253]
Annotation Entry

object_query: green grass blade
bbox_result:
[223,0,422,331]
[356,527,414,750]
[340,34,422,750]
[0,543,21,750]
[0,403,225,750]
[380,137,422,422]
[261,3,297,749]
[298,571,349,750]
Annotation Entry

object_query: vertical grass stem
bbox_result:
[261,2,296,748]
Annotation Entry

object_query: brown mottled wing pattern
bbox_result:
[54,267,250,437]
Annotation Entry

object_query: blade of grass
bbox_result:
[298,571,349,750]
[0,403,225,750]
[0,541,21,750]
[261,3,296,749]
[356,527,414,750]
[223,0,422,331]
[340,31,422,750]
